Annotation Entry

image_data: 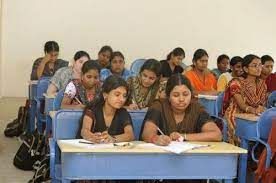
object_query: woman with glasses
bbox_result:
[223,54,268,145]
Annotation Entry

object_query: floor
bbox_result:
[0,97,33,183]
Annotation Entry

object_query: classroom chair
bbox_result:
[267,91,276,108]
[53,89,65,111]
[130,59,146,76]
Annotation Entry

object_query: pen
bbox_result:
[157,127,165,136]
[79,140,94,145]
[75,97,82,104]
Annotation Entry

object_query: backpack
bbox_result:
[28,154,51,183]
[4,100,30,137]
[13,130,46,170]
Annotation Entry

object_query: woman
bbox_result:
[223,54,267,145]
[79,75,135,144]
[126,59,161,110]
[95,45,113,69]
[184,49,218,95]
[30,41,68,80]
[217,56,243,92]
[47,51,90,95]
[160,47,185,80]
[211,54,230,79]
[61,60,101,109]
[100,51,133,81]
[260,55,276,93]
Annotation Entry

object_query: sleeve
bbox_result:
[119,109,133,128]
[50,68,64,90]
[217,75,227,92]
[100,69,111,81]
[229,79,241,97]
[60,60,69,67]
[143,105,162,127]
[30,58,41,80]
[64,81,76,99]
[195,111,212,133]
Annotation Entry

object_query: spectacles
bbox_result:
[248,64,262,68]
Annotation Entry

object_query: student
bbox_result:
[79,75,135,143]
[100,51,133,81]
[47,51,90,95]
[61,60,101,110]
[30,41,68,80]
[126,59,161,110]
[141,74,222,146]
[184,49,218,95]
[160,47,185,80]
[211,54,230,79]
[95,45,113,69]
[223,54,267,145]
[217,56,243,92]
[260,55,276,93]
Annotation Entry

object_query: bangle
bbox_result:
[150,135,158,143]
[245,106,250,113]
[111,135,117,143]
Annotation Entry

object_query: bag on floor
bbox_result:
[4,100,30,137]
[28,154,50,183]
[13,130,45,170]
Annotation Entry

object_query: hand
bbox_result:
[128,103,139,110]
[255,105,266,114]
[154,135,171,146]
[43,53,52,63]
[85,132,102,144]
[170,132,182,141]
[100,131,116,143]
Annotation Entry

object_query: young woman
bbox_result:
[141,74,222,146]
[184,49,218,95]
[100,51,133,81]
[260,55,276,93]
[217,56,243,92]
[126,59,161,110]
[223,54,267,145]
[30,41,68,80]
[95,45,113,69]
[61,60,101,109]
[211,54,230,79]
[160,47,185,80]
[47,51,90,95]
[79,75,134,143]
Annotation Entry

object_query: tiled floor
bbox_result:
[0,97,33,183]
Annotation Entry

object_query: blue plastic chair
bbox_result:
[210,115,228,142]
[215,92,224,117]
[130,59,146,76]
[129,110,147,140]
[267,91,276,108]
[34,77,51,133]
[53,89,65,111]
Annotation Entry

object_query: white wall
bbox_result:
[1,0,276,97]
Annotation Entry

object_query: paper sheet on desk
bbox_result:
[198,94,218,100]
[59,139,114,149]
[138,141,209,154]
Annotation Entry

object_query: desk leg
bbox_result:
[238,138,248,183]
[29,100,36,133]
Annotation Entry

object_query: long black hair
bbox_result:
[139,59,161,77]
[74,51,90,61]
[166,47,185,60]
[242,54,260,78]
[44,41,59,54]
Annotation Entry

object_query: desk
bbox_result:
[57,141,246,183]
[235,113,259,183]
[28,80,38,132]
[198,95,218,116]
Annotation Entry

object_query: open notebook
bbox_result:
[137,141,209,154]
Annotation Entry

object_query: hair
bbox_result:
[192,49,208,62]
[74,51,90,61]
[98,45,113,55]
[261,55,274,65]
[110,51,125,62]
[217,54,230,64]
[139,59,161,77]
[78,75,129,138]
[81,60,101,74]
[165,74,193,97]
[44,41,59,54]
[242,54,260,78]
[166,47,185,60]
[230,56,243,67]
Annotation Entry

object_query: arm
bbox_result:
[47,83,58,96]
[60,94,85,110]
[217,75,227,92]
[233,94,258,114]
[111,125,135,142]
[81,115,101,143]
[36,54,51,79]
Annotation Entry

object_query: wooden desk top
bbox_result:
[49,111,57,119]
[43,93,56,99]
[235,113,259,122]
[57,141,247,154]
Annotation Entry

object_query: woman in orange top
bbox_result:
[184,49,218,95]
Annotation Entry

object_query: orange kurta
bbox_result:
[184,70,217,91]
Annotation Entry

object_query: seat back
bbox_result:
[210,115,228,142]
[129,110,147,140]
[130,59,146,76]
[53,89,65,111]
[36,77,51,99]
[216,92,224,117]
[257,107,276,141]
[267,91,276,108]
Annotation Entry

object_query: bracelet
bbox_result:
[245,106,250,113]
[150,135,158,143]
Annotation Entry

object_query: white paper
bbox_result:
[60,139,114,149]
[138,141,209,154]
[198,94,218,100]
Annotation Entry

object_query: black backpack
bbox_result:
[4,100,29,137]
[13,130,46,170]
[28,154,51,183]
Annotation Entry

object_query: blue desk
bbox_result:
[57,141,246,183]
[235,113,259,183]
[198,95,218,116]
[28,80,38,132]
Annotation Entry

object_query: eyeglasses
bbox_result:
[248,64,262,68]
